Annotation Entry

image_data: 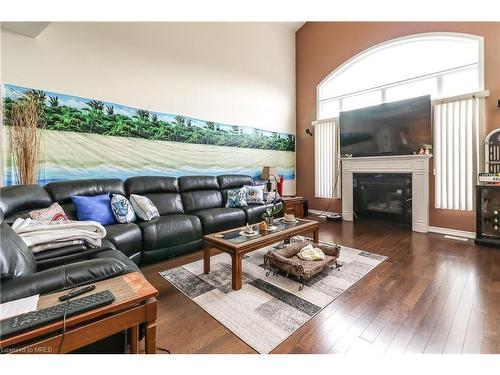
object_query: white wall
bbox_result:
[1,22,296,134]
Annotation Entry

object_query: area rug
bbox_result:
[160,240,386,353]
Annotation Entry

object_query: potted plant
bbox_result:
[263,201,283,226]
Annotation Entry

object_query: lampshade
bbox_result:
[261,166,277,180]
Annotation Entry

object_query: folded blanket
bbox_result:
[296,243,326,261]
[30,240,85,254]
[12,218,106,251]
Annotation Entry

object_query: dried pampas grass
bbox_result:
[7,96,45,185]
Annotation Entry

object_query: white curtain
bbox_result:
[434,97,481,211]
[313,118,340,199]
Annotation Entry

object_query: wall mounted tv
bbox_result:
[339,95,432,157]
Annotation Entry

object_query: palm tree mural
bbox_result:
[105,105,114,116]
[174,115,185,126]
[135,109,150,121]
[86,100,105,111]
[48,96,59,107]
[25,89,46,104]
[3,85,295,152]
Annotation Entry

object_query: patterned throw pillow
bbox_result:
[29,202,68,222]
[129,194,160,221]
[244,185,266,205]
[225,188,248,208]
[266,191,281,203]
[111,194,136,223]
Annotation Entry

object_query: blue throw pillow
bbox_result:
[71,193,116,225]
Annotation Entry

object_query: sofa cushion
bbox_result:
[217,174,255,205]
[45,179,126,221]
[104,223,143,257]
[191,207,246,234]
[179,176,222,213]
[137,214,202,251]
[0,184,52,219]
[125,176,184,215]
[217,174,255,190]
[240,203,276,224]
[45,178,125,204]
[179,175,220,192]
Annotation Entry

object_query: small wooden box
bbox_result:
[282,196,304,218]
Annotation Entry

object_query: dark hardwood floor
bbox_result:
[140,216,500,354]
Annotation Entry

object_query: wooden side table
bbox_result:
[282,196,304,218]
[0,272,158,354]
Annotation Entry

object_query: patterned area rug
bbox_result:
[160,240,386,353]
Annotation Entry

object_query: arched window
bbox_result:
[314,33,488,212]
[317,33,483,119]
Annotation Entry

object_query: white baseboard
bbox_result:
[428,226,476,239]
[309,209,476,240]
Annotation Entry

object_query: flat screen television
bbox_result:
[339,95,432,157]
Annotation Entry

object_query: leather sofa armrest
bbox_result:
[0,258,126,303]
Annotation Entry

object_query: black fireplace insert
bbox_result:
[353,173,412,227]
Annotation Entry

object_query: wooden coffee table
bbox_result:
[0,272,158,354]
[203,218,319,290]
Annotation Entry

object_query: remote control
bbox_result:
[58,285,96,301]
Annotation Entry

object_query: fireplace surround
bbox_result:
[341,155,432,233]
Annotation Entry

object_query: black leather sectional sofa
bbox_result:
[0,174,279,352]
[0,174,276,274]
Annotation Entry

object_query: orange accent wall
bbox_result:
[296,22,500,232]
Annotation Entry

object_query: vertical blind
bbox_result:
[434,96,480,211]
[313,118,340,198]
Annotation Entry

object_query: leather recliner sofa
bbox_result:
[0,174,278,268]
[0,174,277,352]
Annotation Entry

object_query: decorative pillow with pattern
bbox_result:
[266,191,281,203]
[29,202,68,222]
[225,188,248,208]
[111,194,136,223]
[244,184,266,205]
[129,194,160,221]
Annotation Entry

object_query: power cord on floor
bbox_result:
[57,286,77,354]
[156,346,171,354]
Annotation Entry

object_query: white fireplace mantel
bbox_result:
[341,155,432,233]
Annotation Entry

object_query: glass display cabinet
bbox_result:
[476,184,500,247]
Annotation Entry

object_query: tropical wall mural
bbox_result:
[2,84,296,192]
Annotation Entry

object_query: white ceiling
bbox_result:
[1,21,304,39]
[1,22,51,38]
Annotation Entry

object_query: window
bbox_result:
[314,33,486,210]
[317,33,483,119]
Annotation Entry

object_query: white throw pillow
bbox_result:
[111,194,136,223]
[244,185,266,205]
[129,194,160,221]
